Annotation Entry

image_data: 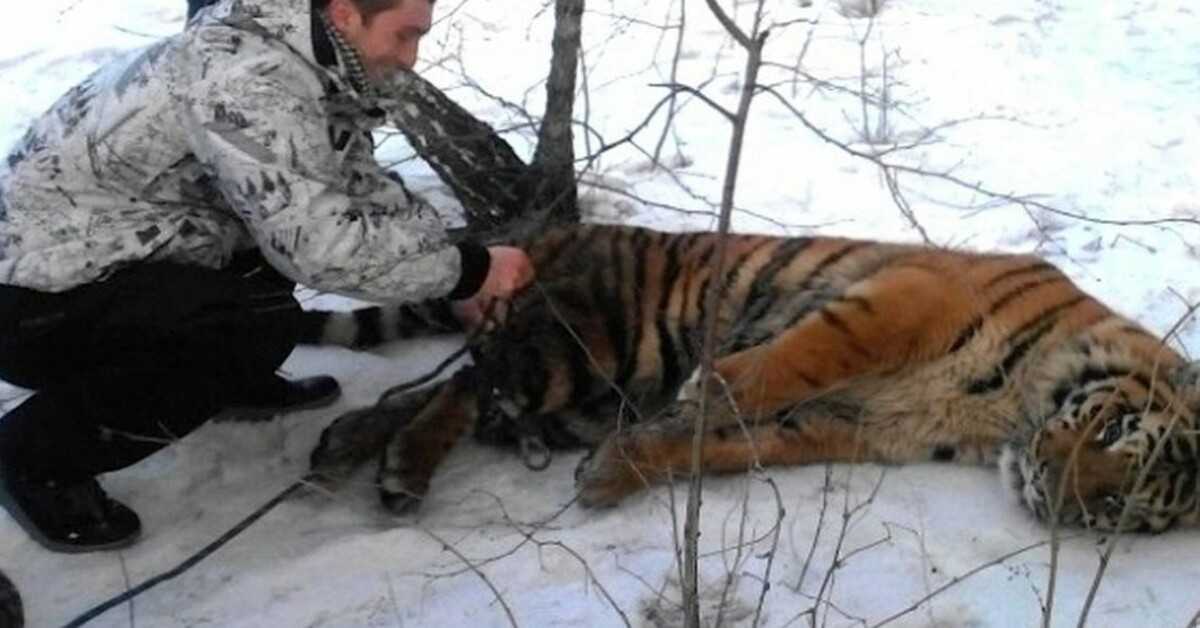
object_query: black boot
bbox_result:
[0,471,141,553]
[0,568,22,628]
[218,374,342,422]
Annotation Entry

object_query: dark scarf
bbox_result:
[312,10,375,98]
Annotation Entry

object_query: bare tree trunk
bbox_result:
[387,71,532,232]
[386,0,584,236]
[530,0,584,224]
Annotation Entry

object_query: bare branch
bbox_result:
[751,475,786,628]
[872,537,1074,628]
[651,0,687,169]
[682,8,771,624]
[702,0,752,48]
[649,82,737,123]
[757,85,1200,230]
[420,527,520,628]
[791,464,834,594]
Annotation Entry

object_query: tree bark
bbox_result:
[530,0,584,224]
[386,71,532,232]
[382,1,585,238]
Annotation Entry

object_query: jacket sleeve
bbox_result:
[183,44,489,303]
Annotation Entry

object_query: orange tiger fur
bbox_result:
[311,224,1200,532]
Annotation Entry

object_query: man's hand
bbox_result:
[452,246,534,329]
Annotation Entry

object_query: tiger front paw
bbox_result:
[309,407,398,487]
[376,433,433,515]
[574,436,651,508]
[378,478,426,515]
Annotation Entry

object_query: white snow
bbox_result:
[2,1,1200,626]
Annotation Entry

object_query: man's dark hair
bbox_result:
[313,0,433,23]
[188,0,434,27]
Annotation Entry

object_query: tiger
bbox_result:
[309,223,1200,532]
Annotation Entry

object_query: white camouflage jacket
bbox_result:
[0,0,489,302]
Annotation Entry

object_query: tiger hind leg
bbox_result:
[692,263,978,421]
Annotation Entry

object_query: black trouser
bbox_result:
[0,252,304,483]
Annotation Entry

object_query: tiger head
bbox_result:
[1001,361,1200,532]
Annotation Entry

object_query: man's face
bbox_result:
[329,0,432,81]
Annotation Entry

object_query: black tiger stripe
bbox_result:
[656,318,683,394]
[983,261,1056,289]
[855,250,926,277]
[793,367,822,389]
[996,303,1081,372]
[658,233,688,314]
[622,229,653,384]
[1116,324,1161,344]
[686,235,720,329]
[602,230,632,387]
[718,237,772,300]
[693,275,715,347]
[967,320,1057,395]
[693,234,719,271]
[672,248,700,368]
[1008,295,1088,341]
[988,275,1069,315]
[592,254,629,387]
[771,243,878,330]
[810,241,870,277]
[531,228,583,272]
[739,237,816,326]
[819,308,872,358]
[1127,371,1158,398]
[966,294,1087,394]
[353,306,383,346]
[1049,365,1132,409]
[949,316,983,353]
[655,234,690,393]
[778,295,877,347]
[630,228,653,309]
[565,325,599,408]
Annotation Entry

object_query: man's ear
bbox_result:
[325,0,360,34]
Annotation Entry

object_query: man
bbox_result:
[0,0,534,553]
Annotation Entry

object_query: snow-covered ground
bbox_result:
[3,0,1200,626]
